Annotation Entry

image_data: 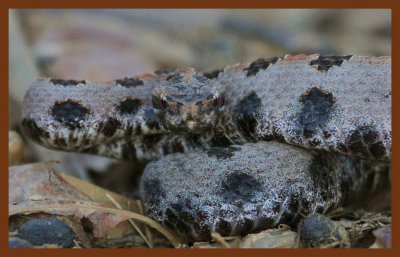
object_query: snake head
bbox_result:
[152,69,224,134]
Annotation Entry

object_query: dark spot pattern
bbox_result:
[55,137,67,147]
[206,146,239,159]
[142,135,164,152]
[100,117,121,137]
[165,208,178,224]
[163,197,199,237]
[234,91,262,138]
[124,125,134,137]
[116,98,143,115]
[115,77,144,87]
[122,143,136,160]
[193,221,212,241]
[203,69,223,79]
[21,118,50,141]
[369,142,387,159]
[171,140,185,153]
[215,218,232,236]
[235,217,254,236]
[298,87,335,139]
[221,173,263,202]
[309,55,353,72]
[143,179,165,206]
[346,130,370,158]
[143,109,160,130]
[176,220,192,236]
[51,99,90,129]
[244,57,278,77]
[151,95,169,110]
[345,126,387,159]
[308,153,337,200]
[50,79,86,86]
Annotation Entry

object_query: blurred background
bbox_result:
[9,9,391,197]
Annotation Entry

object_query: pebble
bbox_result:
[17,218,75,248]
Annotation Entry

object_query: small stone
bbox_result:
[299,213,350,248]
[18,218,75,248]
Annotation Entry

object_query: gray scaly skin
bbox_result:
[21,54,391,241]
[140,141,389,241]
[22,54,391,161]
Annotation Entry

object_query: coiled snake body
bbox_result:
[22,54,391,241]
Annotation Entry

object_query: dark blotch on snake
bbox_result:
[55,137,67,147]
[369,142,387,159]
[221,172,263,202]
[116,98,143,115]
[143,109,160,130]
[100,117,121,137]
[358,126,387,159]
[115,77,144,87]
[234,91,262,138]
[346,130,371,158]
[49,79,86,86]
[142,179,166,205]
[164,208,178,224]
[176,220,192,236]
[298,87,335,139]
[361,127,380,144]
[124,125,134,137]
[215,218,232,236]
[235,218,255,236]
[50,99,90,129]
[309,55,353,72]
[202,69,223,79]
[122,143,136,160]
[308,153,337,202]
[21,118,50,141]
[244,57,278,77]
[206,146,239,159]
[141,135,164,152]
[171,140,185,153]
[193,222,212,241]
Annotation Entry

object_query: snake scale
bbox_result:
[21,54,391,242]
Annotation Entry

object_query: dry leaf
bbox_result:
[9,162,183,248]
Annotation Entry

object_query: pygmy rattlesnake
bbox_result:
[21,54,392,241]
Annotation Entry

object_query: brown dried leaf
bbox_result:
[9,162,183,247]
